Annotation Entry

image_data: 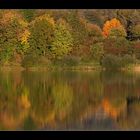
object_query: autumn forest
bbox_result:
[1,10,140,130]
[1,9,140,70]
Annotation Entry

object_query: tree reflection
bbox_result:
[0,72,30,130]
[0,70,140,130]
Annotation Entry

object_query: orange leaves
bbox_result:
[102,18,124,37]
[1,10,22,25]
[102,98,118,119]
[19,87,31,109]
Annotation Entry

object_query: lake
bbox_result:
[0,70,140,130]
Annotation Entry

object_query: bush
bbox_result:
[101,54,136,70]
[101,54,122,69]
[53,56,80,67]
[121,54,136,67]
[22,55,51,67]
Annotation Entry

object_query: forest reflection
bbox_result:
[0,70,140,130]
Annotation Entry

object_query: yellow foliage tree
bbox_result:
[102,18,125,37]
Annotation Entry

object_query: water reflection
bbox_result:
[0,70,140,130]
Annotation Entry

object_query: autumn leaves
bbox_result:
[103,18,126,38]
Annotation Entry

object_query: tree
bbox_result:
[20,9,36,22]
[66,11,88,48]
[86,22,103,43]
[90,43,104,62]
[29,14,55,57]
[86,23,103,37]
[109,26,127,38]
[84,10,105,27]
[103,37,130,56]
[51,19,73,59]
[116,10,140,40]
[103,18,126,38]
[131,24,140,40]
[0,10,29,64]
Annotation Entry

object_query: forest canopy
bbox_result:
[0,9,140,70]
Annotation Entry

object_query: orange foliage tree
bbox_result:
[102,18,126,37]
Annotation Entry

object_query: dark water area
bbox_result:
[0,70,140,130]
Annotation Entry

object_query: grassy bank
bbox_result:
[1,61,140,72]
[23,62,102,71]
[0,61,102,72]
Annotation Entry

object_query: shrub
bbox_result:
[101,54,122,69]
[101,54,136,70]
[53,56,80,67]
[121,54,136,67]
[22,55,51,67]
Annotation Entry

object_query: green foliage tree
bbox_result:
[20,9,36,22]
[66,11,88,50]
[116,10,140,40]
[109,26,127,38]
[51,19,73,59]
[84,10,105,27]
[29,14,55,57]
[90,43,104,62]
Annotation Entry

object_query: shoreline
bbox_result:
[0,65,102,72]
[0,65,140,72]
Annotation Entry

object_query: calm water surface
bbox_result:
[0,70,140,130]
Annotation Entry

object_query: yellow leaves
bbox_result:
[31,110,56,128]
[19,87,31,109]
[1,10,21,25]
[19,29,30,52]
[0,109,29,130]
[102,98,125,120]
[31,14,55,27]
[20,94,31,109]
[19,20,28,28]
[103,18,123,37]
[21,29,30,45]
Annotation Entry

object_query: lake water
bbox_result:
[0,70,140,130]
